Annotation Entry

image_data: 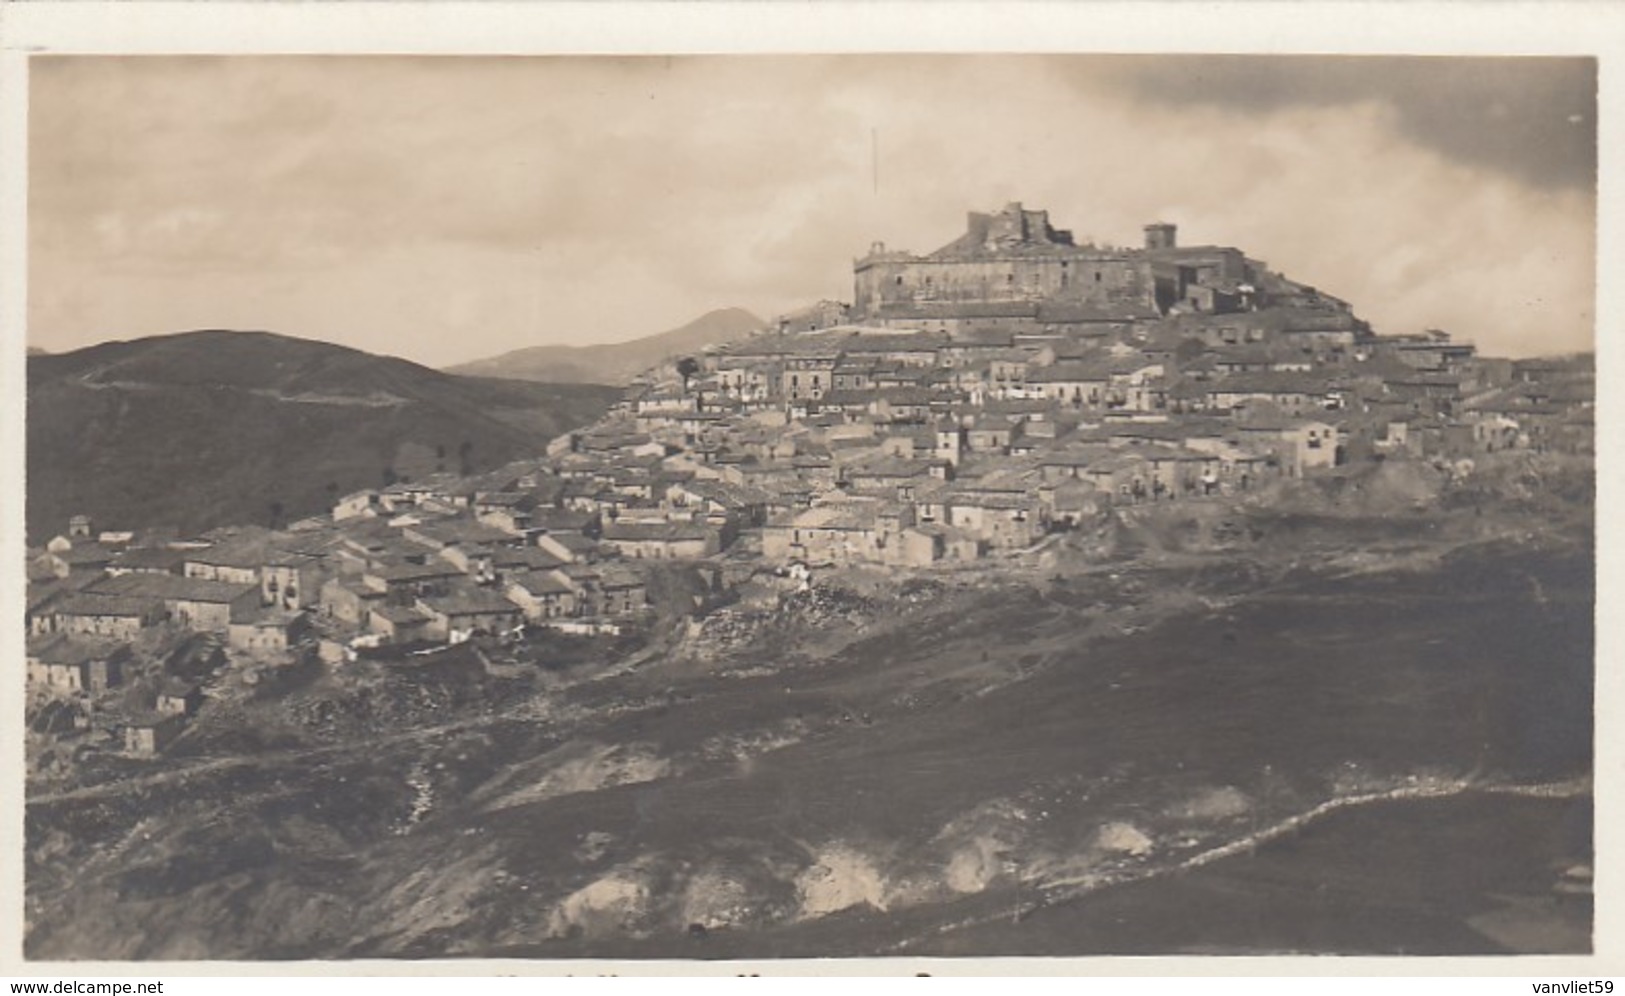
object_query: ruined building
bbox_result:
[852,202,1257,327]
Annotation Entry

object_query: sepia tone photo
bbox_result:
[16,49,1598,962]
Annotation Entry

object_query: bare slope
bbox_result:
[26,330,619,542]
[447,308,764,385]
[23,531,1594,958]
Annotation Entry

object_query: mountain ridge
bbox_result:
[447,307,764,385]
[26,329,619,543]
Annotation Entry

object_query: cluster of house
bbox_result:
[23,464,667,754]
[609,205,1593,568]
[22,201,1595,755]
[28,475,662,655]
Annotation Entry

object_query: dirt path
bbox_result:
[891,774,1594,952]
[26,706,540,807]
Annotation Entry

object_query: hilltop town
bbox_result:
[24,202,1595,775]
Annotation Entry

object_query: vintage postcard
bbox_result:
[1,1,1616,978]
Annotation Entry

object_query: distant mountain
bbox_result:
[26,330,620,543]
[27,346,49,356]
[447,307,764,384]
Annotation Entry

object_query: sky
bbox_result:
[27,54,1597,367]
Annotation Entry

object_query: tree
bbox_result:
[676,356,700,384]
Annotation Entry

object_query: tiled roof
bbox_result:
[371,560,465,583]
[847,457,936,480]
[602,521,713,543]
[789,503,883,530]
[1208,373,1329,395]
[1024,361,1113,384]
[110,546,188,571]
[56,543,118,566]
[27,633,130,665]
[596,564,646,589]
[947,491,1035,510]
[420,592,522,617]
[370,604,432,625]
[840,332,950,354]
[406,519,515,547]
[490,547,569,571]
[56,593,159,617]
[88,573,258,604]
[509,571,576,597]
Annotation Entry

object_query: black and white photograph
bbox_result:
[4,6,1612,973]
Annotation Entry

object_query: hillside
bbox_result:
[26,330,619,543]
[447,307,764,385]
[22,533,1594,958]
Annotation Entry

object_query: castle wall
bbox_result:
[855,255,1154,318]
[851,205,1256,322]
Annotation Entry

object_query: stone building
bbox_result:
[416,591,523,642]
[53,593,163,640]
[126,713,186,757]
[26,635,129,695]
[227,611,312,655]
[506,570,579,621]
[852,202,1255,326]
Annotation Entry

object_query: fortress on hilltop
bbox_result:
[852,202,1258,328]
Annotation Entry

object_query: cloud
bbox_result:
[1094,54,1597,191]
[28,55,1595,365]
